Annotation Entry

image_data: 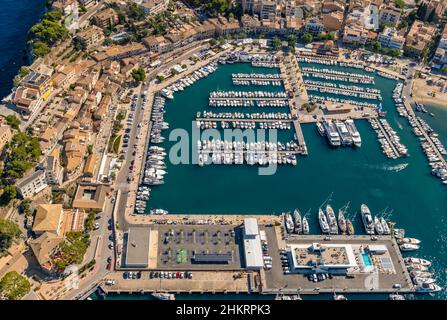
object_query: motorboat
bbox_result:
[360,204,375,235]
[374,216,384,235]
[416,283,442,293]
[397,237,421,245]
[400,243,420,251]
[284,212,295,234]
[404,257,431,267]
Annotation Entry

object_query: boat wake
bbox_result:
[383,163,409,172]
[365,163,409,172]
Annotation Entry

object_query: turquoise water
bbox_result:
[362,253,373,267]
[134,62,447,300]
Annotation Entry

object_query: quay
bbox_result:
[101,216,414,296]
[302,70,375,83]
[231,76,284,82]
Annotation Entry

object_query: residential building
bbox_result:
[45,146,64,185]
[378,26,405,50]
[343,24,369,45]
[437,24,447,50]
[304,18,324,37]
[16,169,48,199]
[404,20,436,58]
[418,0,447,23]
[79,0,97,9]
[142,35,173,53]
[32,204,64,236]
[0,122,13,151]
[133,0,169,15]
[379,4,401,26]
[92,8,119,29]
[29,232,63,273]
[260,0,278,20]
[52,0,78,16]
[433,24,447,66]
[12,86,42,116]
[75,25,105,49]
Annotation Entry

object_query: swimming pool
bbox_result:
[111,33,128,41]
[362,253,373,267]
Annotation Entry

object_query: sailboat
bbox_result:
[319,208,330,234]
[346,219,355,235]
[326,204,338,235]
[293,209,303,234]
[302,216,309,235]
[338,203,349,234]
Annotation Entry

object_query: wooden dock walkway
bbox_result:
[374,120,400,157]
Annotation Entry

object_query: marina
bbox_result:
[132,59,447,299]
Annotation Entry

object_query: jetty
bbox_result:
[293,121,308,155]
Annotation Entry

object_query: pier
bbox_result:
[374,119,401,157]
[196,117,292,123]
[404,100,447,167]
[209,96,289,101]
[292,121,308,155]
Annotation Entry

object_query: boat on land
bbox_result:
[360,204,375,235]
[293,209,303,234]
[326,204,338,235]
[319,208,330,234]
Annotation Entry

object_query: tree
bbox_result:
[131,68,146,82]
[301,33,313,44]
[4,115,21,130]
[372,41,382,51]
[1,186,17,204]
[395,0,405,10]
[272,36,281,51]
[288,35,297,54]
[441,66,447,74]
[32,41,51,57]
[0,218,21,254]
[0,272,31,300]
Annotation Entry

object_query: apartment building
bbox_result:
[133,0,169,15]
[378,26,405,50]
[379,4,401,26]
[92,8,119,29]
[16,170,48,199]
[75,25,105,49]
[404,20,436,58]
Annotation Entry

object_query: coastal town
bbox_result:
[0,0,446,302]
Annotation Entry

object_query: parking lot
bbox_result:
[155,225,244,270]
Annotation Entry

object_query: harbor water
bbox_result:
[141,62,447,299]
[0,0,46,99]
